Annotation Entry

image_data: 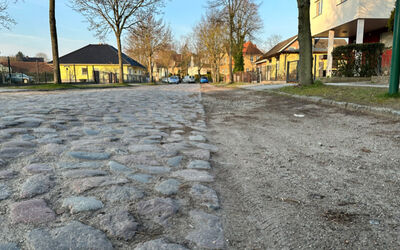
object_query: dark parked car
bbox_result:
[6,73,33,84]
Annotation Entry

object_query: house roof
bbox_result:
[243,41,263,55]
[256,36,348,63]
[58,44,145,68]
[256,35,298,63]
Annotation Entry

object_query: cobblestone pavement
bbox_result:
[0,84,224,249]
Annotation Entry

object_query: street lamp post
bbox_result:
[389,0,400,95]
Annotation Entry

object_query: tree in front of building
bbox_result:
[126,14,172,82]
[15,51,24,61]
[49,0,61,84]
[71,0,165,84]
[297,0,313,85]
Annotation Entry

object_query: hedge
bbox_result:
[332,43,385,77]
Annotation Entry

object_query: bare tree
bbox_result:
[232,0,262,72]
[297,0,313,85]
[36,52,49,62]
[176,37,192,77]
[196,12,226,83]
[71,0,164,84]
[50,0,61,84]
[0,0,16,29]
[262,34,283,52]
[208,0,262,81]
[190,29,208,79]
[126,14,171,82]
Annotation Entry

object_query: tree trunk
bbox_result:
[229,21,234,83]
[297,0,313,85]
[49,0,61,84]
[116,33,124,84]
[148,56,153,82]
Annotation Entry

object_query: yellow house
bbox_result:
[220,41,263,82]
[59,44,145,83]
[255,36,347,82]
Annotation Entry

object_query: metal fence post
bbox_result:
[389,0,400,94]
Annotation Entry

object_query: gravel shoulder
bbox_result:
[201,84,400,249]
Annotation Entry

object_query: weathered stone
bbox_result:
[21,134,36,141]
[155,179,181,195]
[10,199,55,224]
[1,128,29,135]
[98,210,138,240]
[62,196,103,214]
[62,169,107,178]
[109,161,132,173]
[127,174,153,183]
[0,184,11,200]
[14,117,43,128]
[2,140,36,148]
[84,128,100,136]
[68,151,111,160]
[172,170,214,182]
[23,164,53,174]
[0,159,6,168]
[0,242,20,250]
[70,176,128,194]
[134,238,188,250]
[187,160,211,170]
[0,147,35,159]
[189,135,207,142]
[20,175,52,198]
[129,145,162,153]
[167,156,183,167]
[190,184,220,210]
[58,161,103,169]
[136,166,171,174]
[25,221,113,250]
[137,198,180,225]
[190,142,218,153]
[182,149,210,160]
[0,170,16,180]
[33,128,57,134]
[103,186,144,203]
[186,210,224,249]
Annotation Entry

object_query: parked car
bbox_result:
[182,75,195,83]
[6,73,33,84]
[168,76,180,84]
[161,77,169,83]
[200,76,209,84]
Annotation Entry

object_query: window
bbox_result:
[81,67,88,75]
[315,0,323,17]
[250,56,254,62]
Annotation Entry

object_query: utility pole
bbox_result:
[389,0,400,95]
[7,56,11,84]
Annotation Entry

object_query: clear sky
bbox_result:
[0,0,298,58]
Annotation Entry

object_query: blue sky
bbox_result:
[0,0,298,57]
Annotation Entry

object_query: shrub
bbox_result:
[332,43,385,77]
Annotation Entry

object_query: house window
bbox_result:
[250,56,254,62]
[315,0,323,17]
[82,67,88,75]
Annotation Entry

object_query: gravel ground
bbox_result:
[201,84,400,250]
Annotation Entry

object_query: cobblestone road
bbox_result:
[0,84,224,250]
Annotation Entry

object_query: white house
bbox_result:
[310,0,396,76]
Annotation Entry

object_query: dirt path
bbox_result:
[201,84,400,250]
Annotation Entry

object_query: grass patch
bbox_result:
[6,83,132,91]
[276,83,400,110]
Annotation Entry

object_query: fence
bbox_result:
[233,71,258,83]
[286,60,299,83]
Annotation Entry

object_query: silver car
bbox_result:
[168,76,180,84]
[182,76,195,83]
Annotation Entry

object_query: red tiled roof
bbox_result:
[243,41,263,55]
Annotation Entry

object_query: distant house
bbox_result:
[310,0,396,75]
[58,44,145,83]
[255,36,347,82]
[220,41,263,82]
